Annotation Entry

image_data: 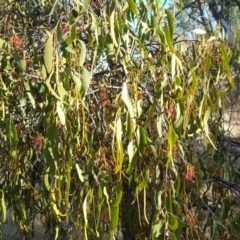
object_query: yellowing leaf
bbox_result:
[127,0,138,16]
[57,101,65,125]
[110,9,118,47]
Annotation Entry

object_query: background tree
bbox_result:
[174,0,240,43]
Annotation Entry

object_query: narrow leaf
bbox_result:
[43,31,53,74]
[138,126,147,154]
[79,40,86,66]
[122,82,135,119]
[127,0,138,16]
[80,67,91,96]
[165,9,174,41]
[57,101,65,125]
[110,9,118,47]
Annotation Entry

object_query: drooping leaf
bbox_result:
[80,67,91,96]
[127,0,138,16]
[137,168,149,192]
[165,9,174,41]
[126,140,138,174]
[57,101,65,125]
[67,23,77,45]
[0,190,6,223]
[110,9,118,47]
[137,126,147,154]
[43,31,53,74]
[122,82,135,119]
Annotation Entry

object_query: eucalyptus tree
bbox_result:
[0,1,239,240]
[173,0,240,43]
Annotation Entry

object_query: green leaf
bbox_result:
[126,112,133,139]
[165,9,174,41]
[211,220,218,240]
[10,121,18,147]
[137,168,149,192]
[110,204,119,229]
[127,0,138,16]
[190,72,198,93]
[24,81,36,109]
[152,220,163,237]
[138,126,147,154]
[65,46,76,53]
[76,163,84,182]
[57,101,65,125]
[56,24,64,43]
[0,190,6,222]
[166,191,179,231]
[157,114,164,138]
[110,9,118,47]
[174,103,183,129]
[172,52,176,80]
[44,31,53,74]
[167,125,176,165]
[44,168,51,191]
[164,24,174,52]
[41,64,47,80]
[0,38,8,48]
[114,180,123,206]
[67,23,77,45]
[80,67,91,96]
[83,0,91,9]
[83,191,89,225]
[98,185,103,210]
[168,231,178,240]
[12,52,26,72]
[115,117,124,174]
[220,45,229,66]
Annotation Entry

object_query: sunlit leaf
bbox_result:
[57,101,65,125]
[167,125,177,165]
[0,190,6,222]
[43,31,53,74]
[83,191,89,225]
[126,140,138,174]
[122,82,135,119]
[76,164,84,182]
[80,67,91,96]
[110,9,118,47]
[137,168,149,192]
[192,28,207,35]
[164,24,174,52]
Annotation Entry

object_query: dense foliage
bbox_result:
[0,0,240,239]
